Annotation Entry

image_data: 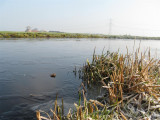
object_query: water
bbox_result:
[0,38,160,119]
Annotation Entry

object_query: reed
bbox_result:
[80,48,160,119]
[37,48,160,120]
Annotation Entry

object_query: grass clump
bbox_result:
[37,48,160,120]
[80,48,160,119]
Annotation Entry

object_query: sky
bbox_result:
[1,0,160,36]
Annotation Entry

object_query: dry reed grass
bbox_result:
[80,47,160,119]
[37,48,160,120]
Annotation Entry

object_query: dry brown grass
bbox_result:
[81,48,160,119]
[37,48,160,120]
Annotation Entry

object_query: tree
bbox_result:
[25,26,32,32]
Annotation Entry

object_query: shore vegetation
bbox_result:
[1,31,160,40]
[37,47,160,120]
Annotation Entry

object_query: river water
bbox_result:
[0,38,160,119]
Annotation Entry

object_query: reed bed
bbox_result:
[80,48,160,119]
[37,48,160,120]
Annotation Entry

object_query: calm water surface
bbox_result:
[0,38,160,119]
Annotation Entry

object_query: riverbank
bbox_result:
[1,31,160,40]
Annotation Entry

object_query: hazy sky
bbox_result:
[1,0,160,36]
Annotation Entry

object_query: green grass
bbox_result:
[0,31,105,38]
[1,31,160,39]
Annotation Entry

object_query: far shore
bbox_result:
[1,31,160,40]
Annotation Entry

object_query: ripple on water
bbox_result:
[0,78,14,83]
[0,70,8,73]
